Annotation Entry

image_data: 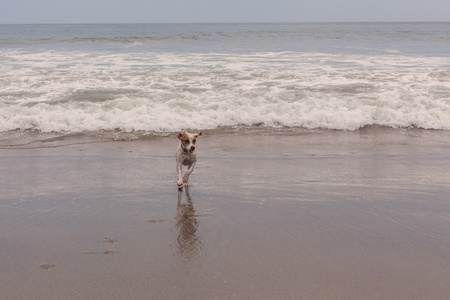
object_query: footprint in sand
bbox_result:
[145,219,165,224]
[39,264,56,270]
[82,250,119,255]
[103,237,117,244]
[82,237,119,255]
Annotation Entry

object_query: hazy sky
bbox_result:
[1,0,449,24]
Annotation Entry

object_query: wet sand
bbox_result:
[1,127,450,299]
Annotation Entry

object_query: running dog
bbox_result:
[176,131,202,190]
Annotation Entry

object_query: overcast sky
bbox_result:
[1,0,449,24]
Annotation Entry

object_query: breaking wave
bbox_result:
[1,50,449,133]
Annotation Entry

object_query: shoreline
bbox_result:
[1,127,450,299]
[1,125,449,147]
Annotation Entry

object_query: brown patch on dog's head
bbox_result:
[177,132,191,147]
[193,131,202,145]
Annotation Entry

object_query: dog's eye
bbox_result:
[193,139,196,144]
[184,139,189,144]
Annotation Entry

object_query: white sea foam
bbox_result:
[1,50,449,133]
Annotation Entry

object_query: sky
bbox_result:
[1,0,449,24]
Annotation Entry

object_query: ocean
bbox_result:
[1,23,449,134]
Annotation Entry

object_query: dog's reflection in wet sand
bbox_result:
[174,187,202,261]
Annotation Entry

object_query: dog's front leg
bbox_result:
[182,161,196,186]
[177,161,184,190]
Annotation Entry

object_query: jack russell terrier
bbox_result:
[176,131,202,190]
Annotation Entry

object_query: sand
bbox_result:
[1,127,450,299]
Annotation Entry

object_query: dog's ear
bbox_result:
[195,131,203,137]
[177,132,185,140]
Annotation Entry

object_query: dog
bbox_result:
[176,131,202,190]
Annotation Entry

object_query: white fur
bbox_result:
[176,131,202,189]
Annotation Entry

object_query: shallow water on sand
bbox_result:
[1,128,450,299]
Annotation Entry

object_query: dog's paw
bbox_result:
[177,181,183,190]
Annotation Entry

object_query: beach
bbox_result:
[1,127,449,299]
[1,22,450,299]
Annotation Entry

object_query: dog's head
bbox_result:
[178,131,202,153]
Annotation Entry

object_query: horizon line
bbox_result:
[1,21,449,26]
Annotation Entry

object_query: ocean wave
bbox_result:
[1,51,449,132]
[66,36,170,43]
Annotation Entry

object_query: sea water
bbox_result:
[1,23,449,133]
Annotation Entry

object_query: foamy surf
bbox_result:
[1,51,449,132]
